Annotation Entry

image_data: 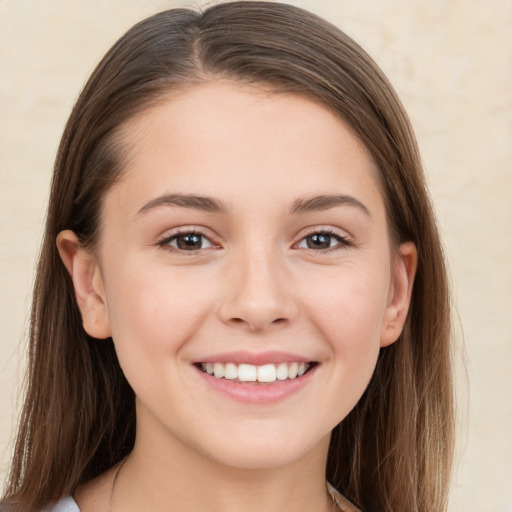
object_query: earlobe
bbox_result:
[380,241,418,347]
[56,230,111,339]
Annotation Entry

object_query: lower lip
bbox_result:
[194,365,317,404]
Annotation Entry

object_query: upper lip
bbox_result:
[192,350,314,366]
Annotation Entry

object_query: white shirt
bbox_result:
[40,496,80,512]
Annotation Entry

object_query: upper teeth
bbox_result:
[201,362,310,383]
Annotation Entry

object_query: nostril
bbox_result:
[227,316,288,331]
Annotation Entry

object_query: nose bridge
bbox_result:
[219,241,295,331]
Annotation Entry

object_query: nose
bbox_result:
[218,247,297,332]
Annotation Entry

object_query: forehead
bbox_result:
[108,81,384,217]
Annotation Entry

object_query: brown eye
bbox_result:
[167,232,213,251]
[297,232,346,250]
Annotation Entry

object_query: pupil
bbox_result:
[177,234,201,250]
[308,233,330,249]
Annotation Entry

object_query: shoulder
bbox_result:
[40,496,80,512]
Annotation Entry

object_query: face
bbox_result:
[59,81,416,471]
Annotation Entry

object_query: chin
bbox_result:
[195,429,330,471]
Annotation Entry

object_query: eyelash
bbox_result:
[296,228,352,253]
[157,228,351,254]
[157,229,216,254]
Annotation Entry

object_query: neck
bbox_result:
[112,418,333,512]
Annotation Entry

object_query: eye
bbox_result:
[296,230,349,251]
[160,231,215,252]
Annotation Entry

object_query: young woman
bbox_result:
[1,2,454,511]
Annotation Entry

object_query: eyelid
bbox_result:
[155,225,353,254]
[157,226,221,253]
[293,226,353,252]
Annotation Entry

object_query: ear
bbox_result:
[56,230,111,339]
[380,241,418,347]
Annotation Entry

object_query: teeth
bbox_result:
[213,363,225,378]
[200,362,311,383]
[257,364,276,383]
[238,364,257,382]
[224,363,238,380]
[276,362,289,381]
[288,362,298,379]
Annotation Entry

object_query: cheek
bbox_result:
[103,263,215,374]
[301,264,390,368]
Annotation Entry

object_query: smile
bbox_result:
[199,362,312,383]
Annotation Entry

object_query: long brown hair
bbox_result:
[2,3,453,511]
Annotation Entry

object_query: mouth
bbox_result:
[195,361,317,384]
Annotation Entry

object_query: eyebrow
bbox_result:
[136,192,369,217]
[137,193,229,216]
[290,194,370,216]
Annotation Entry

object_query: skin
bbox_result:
[58,81,416,512]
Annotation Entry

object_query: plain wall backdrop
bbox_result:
[1,1,511,510]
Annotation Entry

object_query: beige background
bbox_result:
[1,1,511,510]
